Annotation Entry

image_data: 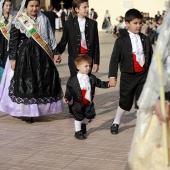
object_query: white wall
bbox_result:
[89,0,168,31]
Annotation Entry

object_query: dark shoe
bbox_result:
[81,123,87,135]
[74,130,86,140]
[110,124,119,134]
[26,117,33,124]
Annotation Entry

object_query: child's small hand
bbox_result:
[63,98,69,104]
[109,78,117,87]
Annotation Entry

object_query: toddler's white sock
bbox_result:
[74,120,82,132]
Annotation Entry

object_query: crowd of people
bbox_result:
[39,6,98,33]
[39,6,74,32]
[105,10,164,45]
[0,0,169,169]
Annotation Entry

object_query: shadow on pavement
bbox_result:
[87,111,136,135]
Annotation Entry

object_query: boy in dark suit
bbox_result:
[64,54,109,140]
[109,9,153,134]
[57,0,100,77]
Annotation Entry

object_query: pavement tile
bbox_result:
[0,32,137,170]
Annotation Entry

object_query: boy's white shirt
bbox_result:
[78,17,87,49]
[77,73,91,102]
[109,30,145,79]
[128,30,145,67]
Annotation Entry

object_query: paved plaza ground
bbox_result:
[0,31,136,170]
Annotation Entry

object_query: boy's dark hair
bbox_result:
[72,0,88,13]
[125,8,143,22]
[75,54,92,66]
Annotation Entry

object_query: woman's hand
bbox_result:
[152,100,170,123]
[63,98,69,104]
[10,60,16,71]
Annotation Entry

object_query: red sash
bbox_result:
[133,54,145,72]
[81,89,90,104]
[80,46,88,54]
[75,89,90,104]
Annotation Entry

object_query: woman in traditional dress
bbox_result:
[0,0,13,82]
[0,0,63,123]
[128,1,170,169]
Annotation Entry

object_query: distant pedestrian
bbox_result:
[90,8,98,20]
[102,10,111,29]
[155,11,161,22]
[43,6,58,34]
[67,7,76,20]
[60,8,66,31]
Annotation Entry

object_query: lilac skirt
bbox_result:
[0,58,63,117]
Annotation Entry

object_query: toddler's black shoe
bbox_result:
[75,130,86,140]
[81,123,87,135]
[110,124,119,134]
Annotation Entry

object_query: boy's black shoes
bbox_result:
[81,123,87,135]
[75,130,86,140]
[110,124,119,134]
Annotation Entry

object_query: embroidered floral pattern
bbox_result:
[9,78,63,105]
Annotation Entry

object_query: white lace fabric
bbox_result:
[129,31,145,67]
[78,17,87,49]
[0,14,13,32]
[77,73,91,102]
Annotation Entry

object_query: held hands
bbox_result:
[54,55,62,64]
[152,100,170,123]
[92,64,99,72]
[109,77,117,87]
[63,98,69,104]
[10,60,16,71]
